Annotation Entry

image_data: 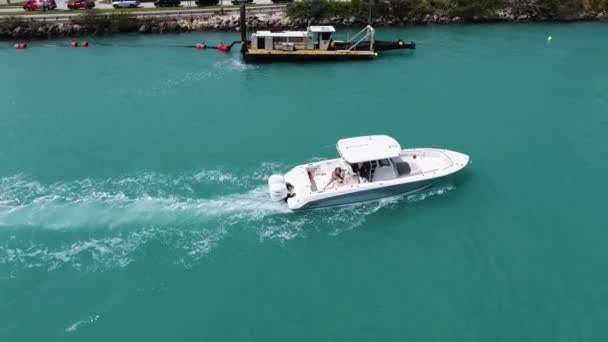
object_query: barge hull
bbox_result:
[243,49,377,63]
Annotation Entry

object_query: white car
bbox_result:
[112,0,140,8]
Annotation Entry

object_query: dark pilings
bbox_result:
[240,5,247,50]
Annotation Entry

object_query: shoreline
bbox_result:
[1,8,607,40]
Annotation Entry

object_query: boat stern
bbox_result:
[267,165,317,209]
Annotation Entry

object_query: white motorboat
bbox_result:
[268,135,469,210]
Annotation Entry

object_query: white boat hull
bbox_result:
[281,148,469,211]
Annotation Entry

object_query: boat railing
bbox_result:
[346,25,375,52]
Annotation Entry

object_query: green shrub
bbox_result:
[535,0,583,17]
[387,0,429,18]
[448,0,505,18]
[287,0,354,20]
[284,0,598,22]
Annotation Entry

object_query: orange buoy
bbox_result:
[81,41,89,47]
[195,43,206,50]
[71,41,78,47]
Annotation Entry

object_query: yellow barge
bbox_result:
[238,5,415,63]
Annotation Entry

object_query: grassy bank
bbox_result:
[0,1,25,7]
[287,0,608,21]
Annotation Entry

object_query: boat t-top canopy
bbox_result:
[337,135,402,164]
[308,26,336,33]
[254,31,309,38]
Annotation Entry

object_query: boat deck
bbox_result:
[303,159,369,193]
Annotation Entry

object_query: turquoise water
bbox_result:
[1,22,607,341]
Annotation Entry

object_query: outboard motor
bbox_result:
[268,174,288,201]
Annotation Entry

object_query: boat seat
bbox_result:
[395,162,411,176]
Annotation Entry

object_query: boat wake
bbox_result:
[0,163,454,276]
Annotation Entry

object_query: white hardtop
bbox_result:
[308,26,336,33]
[337,135,402,163]
[254,30,308,38]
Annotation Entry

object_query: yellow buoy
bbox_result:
[547,36,553,42]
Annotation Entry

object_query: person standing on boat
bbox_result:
[323,167,345,190]
[358,162,371,182]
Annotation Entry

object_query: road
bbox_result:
[0,0,275,12]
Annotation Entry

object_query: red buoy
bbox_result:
[71,41,78,47]
[14,43,20,49]
[195,43,206,50]
[217,44,229,52]
[81,41,89,47]
[14,43,26,49]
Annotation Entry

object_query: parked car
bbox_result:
[154,0,180,7]
[67,0,95,10]
[231,0,253,4]
[112,0,140,8]
[194,0,218,6]
[22,0,57,11]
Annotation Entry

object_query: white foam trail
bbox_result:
[0,166,455,274]
[0,186,289,229]
[0,164,290,229]
[65,315,100,333]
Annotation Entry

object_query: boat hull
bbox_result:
[242,49,376,63]
[293,178,439,210]
[332,40,416,52]
[282,148,469,211]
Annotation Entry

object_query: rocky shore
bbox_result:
[1,9,607,39]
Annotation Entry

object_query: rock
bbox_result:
[12,26,22,36]
[72,24,82,33]
[48,23,60,34]
[597,12,605,19]
[139,24,148,33]
[517,14,528,21]
[167,21,178,31]
[61,24,72,35]
[452,16,461,23]
[496,8,513,20]
[578,12,590,19]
